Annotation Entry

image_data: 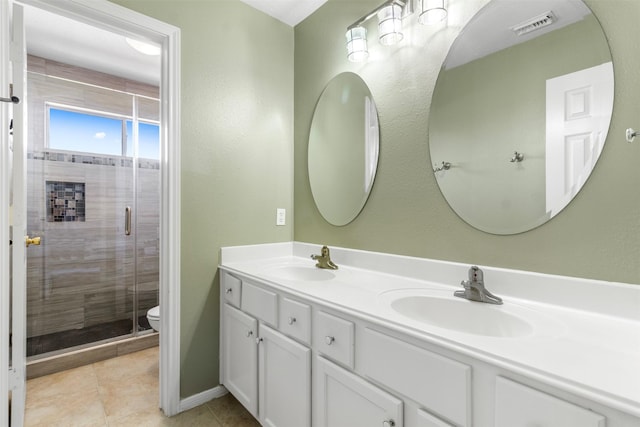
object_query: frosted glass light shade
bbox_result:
[377,4,403,46]
[346,26,369,62]
[418,0,448,25]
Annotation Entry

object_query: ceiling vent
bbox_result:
[511,11,556,36]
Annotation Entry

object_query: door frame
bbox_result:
[1,0,12,424]
[2,0,182,418]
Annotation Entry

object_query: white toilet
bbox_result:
[147,305,160,332]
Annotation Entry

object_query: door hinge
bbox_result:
[8,367,23,390]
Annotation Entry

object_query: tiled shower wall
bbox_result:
[25,56,160,339]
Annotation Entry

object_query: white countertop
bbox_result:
[219,242,640,418]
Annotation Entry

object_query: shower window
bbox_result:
[47,105,159,159]
[48,107,125,156]
[126,121,160,160]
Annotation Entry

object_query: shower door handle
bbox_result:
[125,207,132,236]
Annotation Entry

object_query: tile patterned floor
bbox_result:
[24,346,260,426]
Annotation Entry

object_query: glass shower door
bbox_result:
[25,70,158,358]
[131,95,160,332]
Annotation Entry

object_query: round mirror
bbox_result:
[308,72,380,226]
[429,0,613,234]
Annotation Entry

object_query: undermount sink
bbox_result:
[382,289,536,338]
[265,265,336,282]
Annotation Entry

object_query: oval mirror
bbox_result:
[429,0,613,234]
[308,72,380,226]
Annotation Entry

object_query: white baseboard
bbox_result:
[178,385,228,413]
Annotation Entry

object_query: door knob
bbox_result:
[25,236,41,247]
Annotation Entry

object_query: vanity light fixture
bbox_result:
[377,3,404,45]
[345,0,447,62]
[346,26,369,62]
[418,0,448,25]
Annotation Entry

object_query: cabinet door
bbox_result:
[315,356,403,427]
[258,324,311,427]
[222,303,258,417]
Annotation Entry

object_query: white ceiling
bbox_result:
[23,0,326,87]
[239,0,327,26]
[24,6,161,86]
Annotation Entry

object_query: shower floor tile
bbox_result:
[24,346,259,426]
[27,316,152,357]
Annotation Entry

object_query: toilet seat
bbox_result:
[147,305,160,320]
[147,305,160,332]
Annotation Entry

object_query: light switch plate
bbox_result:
[276,208,286,226]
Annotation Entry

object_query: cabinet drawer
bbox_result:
[495,376,605,427]
[221,273,241,308]
[360,328,471,427]
[315,311,354,369]
[241,281,278,326]
[279,297,311,345]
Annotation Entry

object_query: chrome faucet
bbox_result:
[311,245,338,270]
[454,266,503,305]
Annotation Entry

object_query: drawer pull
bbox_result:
[246,330,253,338]
[225,288,233,294]
[325,336,335,345]
[382,420,396,427]
[287,316,297,325]
[256,337,263,344]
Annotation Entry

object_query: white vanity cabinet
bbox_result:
[220,274,312,427]
[219,264,637,427]
[314,356,403,427]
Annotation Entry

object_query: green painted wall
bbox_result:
[294,0,640,285]
[109,0,294,398]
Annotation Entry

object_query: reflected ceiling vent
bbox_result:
[511,11,556,36]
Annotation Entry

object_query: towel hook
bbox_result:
[433,161,451,173]
[510,151,524,162]
[626,128,638,143]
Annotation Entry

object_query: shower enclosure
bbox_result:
[24,56,160,358]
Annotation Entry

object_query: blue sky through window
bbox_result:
[126,121,160,159]
[49,108,159,160]
[49,109,122,156]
